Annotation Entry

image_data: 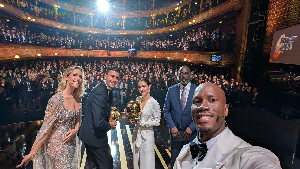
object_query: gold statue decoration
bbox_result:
[110,107,120,121]
[125,101,142,123]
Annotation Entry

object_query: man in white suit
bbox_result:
[174,82,281,169]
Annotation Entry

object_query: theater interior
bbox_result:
[0,0,300,168]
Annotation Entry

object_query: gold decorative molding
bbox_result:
[0,0,241,35]
[263,0,291,54]
[39,0,193,18]
[0,44,238,65]
[234,0,251,82]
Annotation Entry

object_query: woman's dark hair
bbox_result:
[138,78,151,86]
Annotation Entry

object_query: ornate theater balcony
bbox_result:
[0,0,241,35]
[0,44,238,66]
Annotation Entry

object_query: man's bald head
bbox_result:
[193,82,226,104]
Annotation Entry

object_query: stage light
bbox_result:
[54,53,57,56]
[0,4,4,8]
[97,0,109,12]
[37,53,41,57]
[15,55,20,59]
[184,58,187,61]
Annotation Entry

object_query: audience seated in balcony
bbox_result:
[0,18,235,52]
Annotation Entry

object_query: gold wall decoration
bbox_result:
[264,0,300,54]
[0,44,238,65]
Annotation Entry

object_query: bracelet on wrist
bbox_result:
[28,153,35,158]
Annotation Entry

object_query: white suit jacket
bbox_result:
[174,128,281,169]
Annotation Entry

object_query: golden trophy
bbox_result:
[125,101,142,123]
[110,107,120,121]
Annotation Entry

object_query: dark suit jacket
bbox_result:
[163,83,197,140]
[79,80,112,147]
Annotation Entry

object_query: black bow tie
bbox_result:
[190,142,208,161]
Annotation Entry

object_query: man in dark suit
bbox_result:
[38,77,51,111]
[79,67,120,169]
[163,66,197,167]
[23,77,34,111]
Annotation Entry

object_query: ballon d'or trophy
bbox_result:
[110,107,120,121]
[125,101,142,123]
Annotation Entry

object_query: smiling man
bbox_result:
[79,67,120,169]
[174,82,281,169]
[164,66,197,167]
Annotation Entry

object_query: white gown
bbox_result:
[133,96,161,169]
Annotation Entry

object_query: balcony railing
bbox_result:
[0,0,241,35]
[0,44,238,65]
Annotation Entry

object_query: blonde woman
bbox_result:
[17,66,85,169]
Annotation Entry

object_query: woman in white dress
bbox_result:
[132,79,161,169]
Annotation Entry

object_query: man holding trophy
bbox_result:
[79,67,120,169]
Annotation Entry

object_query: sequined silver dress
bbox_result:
[32,92,82,169]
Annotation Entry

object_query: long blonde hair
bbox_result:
[57,66,85,97]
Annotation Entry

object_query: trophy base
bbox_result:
[127,119,140,124]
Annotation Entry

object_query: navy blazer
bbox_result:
[79,80,112,147]
[163,83,197,138]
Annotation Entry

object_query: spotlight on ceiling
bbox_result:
[98,0,109,12]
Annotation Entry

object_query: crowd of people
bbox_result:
[0,17,235,52]
[140,28,235,52]
[0,58,260,114]
[9,61,281,169]
[5,0,228,30]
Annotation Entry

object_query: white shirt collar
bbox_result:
[103,80,110,90]
[180,82,191,90]
[195,128,226,149]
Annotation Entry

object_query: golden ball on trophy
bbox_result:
[125,101,142,123]
[110,107,120,121]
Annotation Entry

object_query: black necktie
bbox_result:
[190,142,208,161]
